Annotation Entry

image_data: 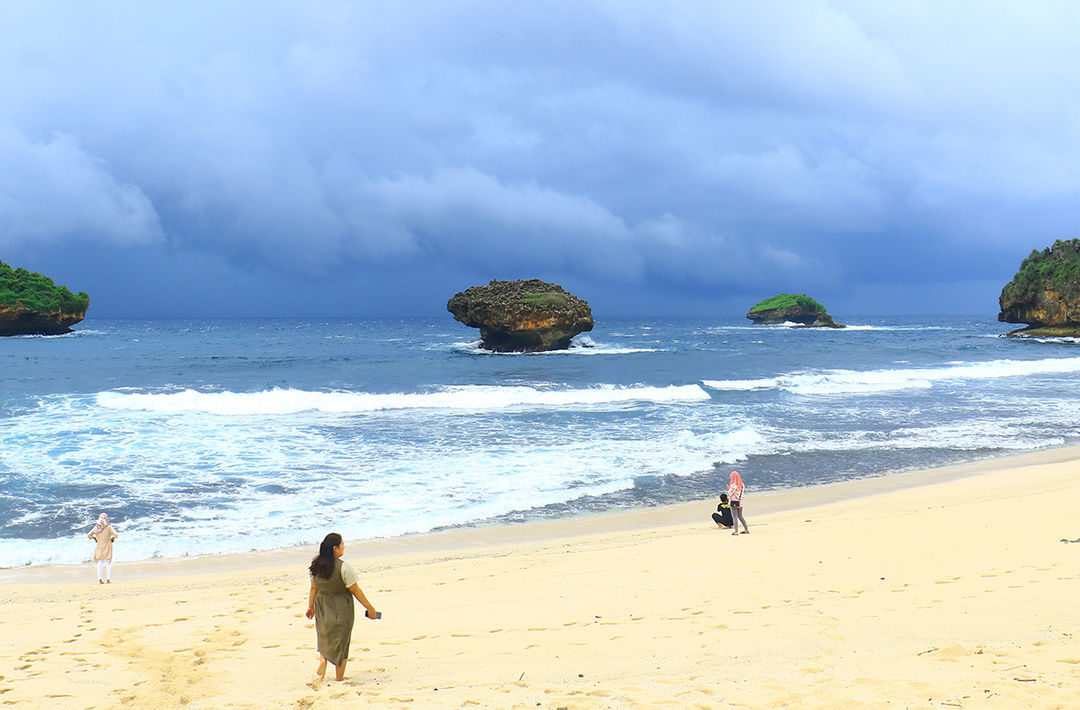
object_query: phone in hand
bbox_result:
[368,610,382,619]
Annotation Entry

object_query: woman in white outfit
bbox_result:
[88,513,117,583]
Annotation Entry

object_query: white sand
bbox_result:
[2,448,1079,708]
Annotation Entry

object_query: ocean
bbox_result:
[2,315,1078,568]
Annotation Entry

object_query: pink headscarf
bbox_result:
[727,471,744,500]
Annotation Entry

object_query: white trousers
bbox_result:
[96,558,112,581]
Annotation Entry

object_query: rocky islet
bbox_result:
[999,238,1080,337]
[0,260,89,336]
[746,293,844,328]
[447,279,594,352]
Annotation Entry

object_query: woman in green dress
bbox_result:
[305,532,379,681]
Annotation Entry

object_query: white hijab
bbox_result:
[89,513,110,537]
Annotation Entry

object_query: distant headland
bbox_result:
[0,260,89,336]
[447,279,594,352]
[999,238,1080,337]
[746,293,844,328]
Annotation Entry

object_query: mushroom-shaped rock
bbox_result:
[746,294,844,328]
[447,279,594,352]
[999,238,1080,337]
[0,260,89,336]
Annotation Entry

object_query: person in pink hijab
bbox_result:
[727,471,749,535]
[87,513,118,583]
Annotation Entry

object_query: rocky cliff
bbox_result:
[0,305,87,336]
[0,261,89,336]
[447,279,594,352]
[999,238,1080,336]
[746,293,844,328]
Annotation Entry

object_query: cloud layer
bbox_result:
[3,1,1080,314]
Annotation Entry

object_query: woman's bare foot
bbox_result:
[335,659,347,681]
[316,657,327,679]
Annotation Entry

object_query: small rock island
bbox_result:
[447,279,594,352]
[0,260,89,336]
[999,238,1080,337]
[746,293,844,328]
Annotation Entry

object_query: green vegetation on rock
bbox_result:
[1001,238,1080,303]
[521,292,569,308]
[0,260,90,315]
[749,293,826,314]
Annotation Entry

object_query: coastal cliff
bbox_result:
[0,261,89,336]
[999,238,1080,336]
[447,279,594,352]
[747,293,844,328]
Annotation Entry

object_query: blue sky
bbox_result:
[2,1,1079,318]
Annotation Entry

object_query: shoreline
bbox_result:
[2,440,1078,707]
[5,443,1078,586]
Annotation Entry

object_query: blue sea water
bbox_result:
[2,315,1079,568]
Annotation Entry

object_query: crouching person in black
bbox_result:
[712,493,734,529]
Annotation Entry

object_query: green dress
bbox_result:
[313,558,355,666]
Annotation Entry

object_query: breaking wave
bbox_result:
[96,383,711,416]
[702,356,1080,395]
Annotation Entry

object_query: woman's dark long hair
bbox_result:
[309,532,342,580]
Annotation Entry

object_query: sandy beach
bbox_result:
[2,449,1078,709]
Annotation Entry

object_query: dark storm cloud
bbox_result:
[0,126,163,248]
[3,1,1080,315]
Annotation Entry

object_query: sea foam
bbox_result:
[702,356,1080,396]
[448,339,663,356]
[96,383,711,416]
